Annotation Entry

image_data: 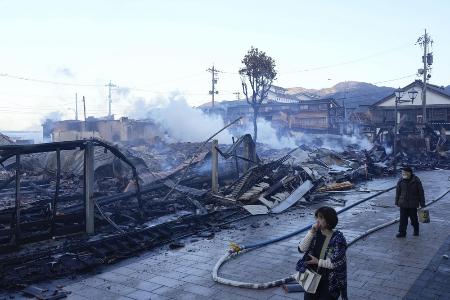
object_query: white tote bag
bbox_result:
[295,268,322,293]
[296,232,332,294]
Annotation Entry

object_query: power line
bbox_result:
[0,73,101,87]
[371,73,417,85]
[0,72,206,91]
[284,43,413,74]
[0,40,416,99]
[219,42,414,76]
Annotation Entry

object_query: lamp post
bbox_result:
[393,88,418,172]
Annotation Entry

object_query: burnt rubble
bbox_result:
[1,133,450,289]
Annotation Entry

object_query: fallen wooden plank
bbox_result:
[317,181,353,192]
[258,196,275,208]
[243,205,269,215]
[271,180,313,214]
[163,179,208,197]
[212,194,237,202]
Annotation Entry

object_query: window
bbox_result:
[402,110,416,122]
[300,105,308,110]
[385,110,394,121]
[432,109,446,121]
[319,103,328,110]
[298,117,328,128]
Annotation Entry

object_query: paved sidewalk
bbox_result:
[3,170,450,300]
[404,235,450,300]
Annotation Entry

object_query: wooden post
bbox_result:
[232,137,239,179]
[243,138,250,172]
[211,139,219,194]
[51,149,61,236]
[84,142,95,234]
[243,135,256,172]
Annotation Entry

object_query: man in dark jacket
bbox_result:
[395,166,425,238]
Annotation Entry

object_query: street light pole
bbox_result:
[393,88,418,172]
[393,89,403,173]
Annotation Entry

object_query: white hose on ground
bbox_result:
[212,187,450,289]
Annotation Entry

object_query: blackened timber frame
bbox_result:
[0,139,142,242]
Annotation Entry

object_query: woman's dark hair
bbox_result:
[315,206,338,229]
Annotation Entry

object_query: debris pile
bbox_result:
[1,130,450,289]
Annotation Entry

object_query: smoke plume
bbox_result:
[126,93,233,143]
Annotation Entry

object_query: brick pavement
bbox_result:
[2,170,450,300]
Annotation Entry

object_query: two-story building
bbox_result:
[370,80,450,134]
[203,98,343,133]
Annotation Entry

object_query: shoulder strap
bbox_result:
[319,231,333,260]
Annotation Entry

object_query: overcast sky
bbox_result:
[0,0,449,131]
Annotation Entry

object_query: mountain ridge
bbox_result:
[286,81,395,108]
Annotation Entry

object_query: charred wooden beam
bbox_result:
[51,149,61,236]
[84,142,95,234]
[211,139,219,194]
[11,155,21,245]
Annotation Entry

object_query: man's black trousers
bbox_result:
[399,207,419,234]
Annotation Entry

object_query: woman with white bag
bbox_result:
[296,206,348,300]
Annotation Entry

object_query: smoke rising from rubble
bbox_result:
[55,67,74,78]
[239,119,297,149]
[115,87,130,98]
[126,93,298,147]
[125,93,373,151]
[41,111,64,123]
[293,131,373,152]
[126,93,233,143]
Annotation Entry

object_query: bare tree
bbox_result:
[239,46,277,143]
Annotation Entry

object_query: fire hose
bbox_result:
[212,185,450,290]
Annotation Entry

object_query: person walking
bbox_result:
[395,166,425,238]
[296,206,347,300]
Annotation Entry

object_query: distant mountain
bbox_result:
[200,81,449,109]
[287,81,395,108]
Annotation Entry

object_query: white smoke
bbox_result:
[289,131,373,152]
[126,93,233,143]
[237,118,297,149]
[341,134,373,150]
[41,111,64,123]
[124,93,373,152]
[55,67,74,78]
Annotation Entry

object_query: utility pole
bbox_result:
[417,29,433,124]
[206,66,219,107]
[82,96,87,121]
[233,91,241,100]
[342,81,348,135]
[105,81,117,118]
[342,99,347,135]
[75,93,79,121]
